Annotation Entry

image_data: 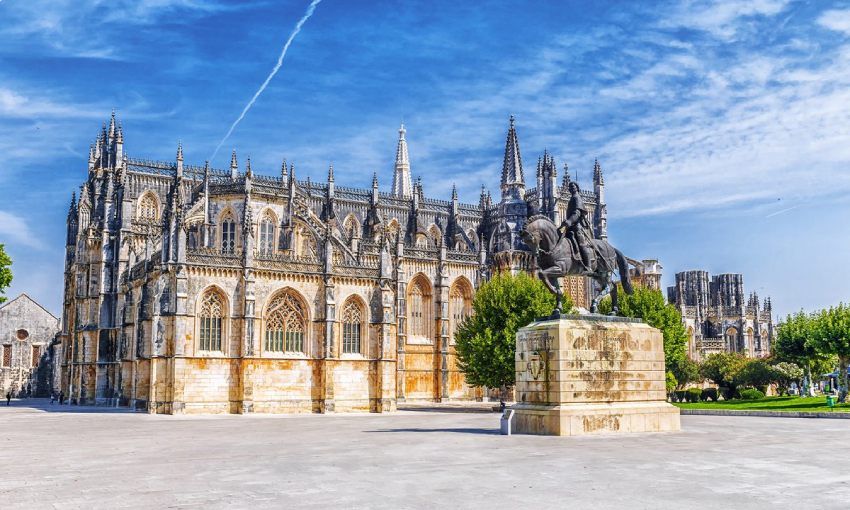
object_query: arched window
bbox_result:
[343,215,360,243]
[724,327,738,351]
[199,290,224,351]
[408,276,432,340]
[259,214,275,256]
[386,219,400,240]
[747,327,754,350]
[342,298,364,354]
[295,226,317,258]
[79,205,91,229]
[449,279,473,340]
[429,225,442,247]
[138,192,159,222]
[265,291,307,353]
[221,213,236,254]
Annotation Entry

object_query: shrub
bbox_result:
[673,390,687,402]
[686,387,702,402]
[719,386,735,400]
[739,388,765,400]
[701,388,718,402]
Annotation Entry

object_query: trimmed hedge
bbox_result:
[739,388,766,400]
[701,388,718,402]
[686,388,702,402]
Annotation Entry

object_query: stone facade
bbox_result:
[0,294,60,397]
[58,112,632,414]
[667,270,773,361]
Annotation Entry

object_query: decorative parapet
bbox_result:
[187,247,243,267]
[253,252,321,273]
[697,337,725,352]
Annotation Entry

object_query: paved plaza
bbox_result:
[1,400,847,509]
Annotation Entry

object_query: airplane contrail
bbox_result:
[765,204,800,218]
[210,0,323,162]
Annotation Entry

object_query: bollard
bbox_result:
[500,409,515,435]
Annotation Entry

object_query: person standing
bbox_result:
[6,391,11,406]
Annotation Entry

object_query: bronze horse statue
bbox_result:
[519,216,633,315]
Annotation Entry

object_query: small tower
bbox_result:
[230,150,238,180]
[593,158,607,240]
[500,115,525,202]
[392,123,413,198]
[176,142,184,178]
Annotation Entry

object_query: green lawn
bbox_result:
[673,396,850,413]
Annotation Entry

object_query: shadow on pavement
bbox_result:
[365,427,499,435]
[0,398,135,414]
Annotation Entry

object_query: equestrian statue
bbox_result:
[519,182,633,316]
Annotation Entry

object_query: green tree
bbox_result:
[771,362,803,396]
[700,352,748,399]
[0,244,11,304]
[670,357,701,390]
[599,286,688,378]
[774,311,822,395]
[810,304,850,403]
[735,358,775,393]
[454,272,563,390]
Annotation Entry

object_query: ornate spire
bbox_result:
[176,142,184,178]
[451,183,458,202]
[561,163,570,190]
[500,115,525,201]
[327,162,334,182]
[68,191,77,215]
[108,109,117,141]
[372,172,379,188]
[245,157,253,178]
[593,158,604,186]
[281,159,288,179]
[391,123,413,198]
[230,150,238,180]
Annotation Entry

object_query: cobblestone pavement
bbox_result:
[2,399,847,509]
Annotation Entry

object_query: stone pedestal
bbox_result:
[513,316,680,436]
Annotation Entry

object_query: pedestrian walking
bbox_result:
[59,391,64,405]
[6,391,10,406]
[50,392,56,404]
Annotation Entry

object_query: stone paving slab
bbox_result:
[1,399,849,509]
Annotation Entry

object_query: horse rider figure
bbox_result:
[558,182,595,271]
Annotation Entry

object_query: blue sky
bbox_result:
[1,0,850,319]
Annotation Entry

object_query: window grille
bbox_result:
[342,300,363,354]
[221,218,236,254]
[265,293,306,353]
[199,291,224,351]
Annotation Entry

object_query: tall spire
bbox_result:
[176,142,184,178]
[391,123,413,198]
[593,158,604,186]
[230,150,238,180]
[500,115,525,201]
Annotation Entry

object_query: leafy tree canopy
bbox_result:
[809,304,850,402]
[454,272,563,390]
[599,286,688,377]
[0,244,11,304]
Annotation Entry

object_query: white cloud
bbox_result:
[0,211,45,250]
[662,0,792,40]
[817,8,850,35]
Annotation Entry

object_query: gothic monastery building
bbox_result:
[59,113,621,414]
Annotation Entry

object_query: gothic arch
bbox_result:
[262,288,310,354]
[428,224,442,247]
[343,213,361,241]
[257,208,278,256]
[218,207,239,254]
[449,276,473,341]
[386,218,401,240]
[194,286,230,353]
[340,295,367,355]
[407,273,433,341]
[137,191,161,222]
